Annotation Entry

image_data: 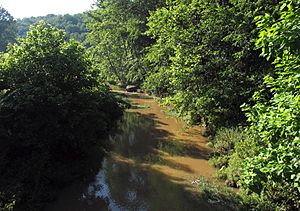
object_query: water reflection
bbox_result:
[110,112,159,160]
[86,159,149,211]
[46,105,216,211]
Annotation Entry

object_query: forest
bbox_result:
[17,13,88,43]
[0,0,299,210]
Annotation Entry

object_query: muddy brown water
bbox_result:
[45,93,219,211]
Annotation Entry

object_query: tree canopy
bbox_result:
[1,0,300,210]
[17,13,88,43]
[145,0,277,131]
[87,0,165,85]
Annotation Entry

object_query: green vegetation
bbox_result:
[87,0,165,85]
[241,1,300,209]
[1,0,300,210]
[17,13,88,42]
[210,1,300,209]
[0,22,124,210]
[87,0,299,209]
[144,0,277,131]
[0,6,17,52]
[197,177,276,210]
[210,128,259,187]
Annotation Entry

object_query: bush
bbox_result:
[240,2,300,209]
[197,177,276,211]
[210,127,244,168]
[210,128,260,188]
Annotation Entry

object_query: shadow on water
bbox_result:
[46,101,225,211]
[111,111,210,165]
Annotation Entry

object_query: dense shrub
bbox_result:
[197,177,276,211]
[0,22,124,210]
[240,1,300,209]
[213,2,300,209]
[210,128,244,168]
[209,128,259,185]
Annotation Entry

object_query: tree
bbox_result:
[87,0,165,85]
[145,0,277,132]
[0,6,16,52]
[0,21,124,210]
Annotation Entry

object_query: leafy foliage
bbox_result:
[87,0,165,85]
[197,177,276,211]
[210,127,245,169]
[145,0,277,132]
[210,127,259,188]
[85,0,300,209]
[240,1,300,209]
[2,0,299,210]
[0,22,124,210]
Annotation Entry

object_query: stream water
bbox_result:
[45,93,218,211]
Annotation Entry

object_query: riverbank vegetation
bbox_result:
[1,0,299,210]
[0,21,125,210]
[209,1,300,210]
[87,0,299,210]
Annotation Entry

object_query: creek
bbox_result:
[46,93,218,211]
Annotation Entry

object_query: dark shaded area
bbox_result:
[157,139,210,159]
[0,23,125,211]
[113,111,212,176]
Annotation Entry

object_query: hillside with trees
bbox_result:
[0,6,17,52]
[17,13,88,43]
